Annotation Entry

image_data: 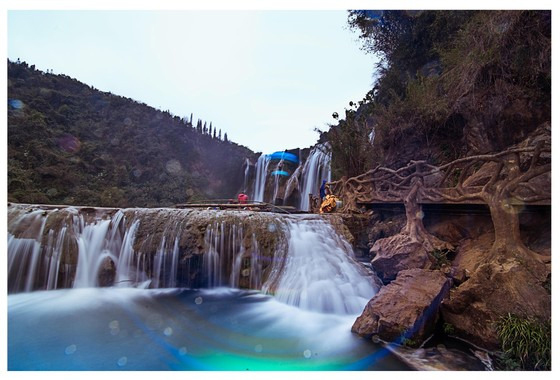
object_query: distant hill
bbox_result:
[8,60,256,207]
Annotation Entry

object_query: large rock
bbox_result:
[352,269,451,346]
[441,250,551,350]
[369,234,434,283]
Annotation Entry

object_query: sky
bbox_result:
[7,7,378,154]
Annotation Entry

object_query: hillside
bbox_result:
[324,10,550,177]
[8,60,255,207]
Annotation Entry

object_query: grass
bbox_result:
[495,313,550,370]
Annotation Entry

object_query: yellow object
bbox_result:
[320,195,338,214]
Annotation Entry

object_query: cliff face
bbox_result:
[8,60,255,207]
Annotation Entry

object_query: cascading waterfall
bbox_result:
[7,204,377,314]
[299,143,332,211]
[252,153,270,202]
[73,218,112,288]
[7,204,418,371]
[7,208,48,293]
[263,218,377,314]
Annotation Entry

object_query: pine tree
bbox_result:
[224,133,228,142]
[218,129,222,140]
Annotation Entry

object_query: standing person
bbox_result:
[319,180,328,200]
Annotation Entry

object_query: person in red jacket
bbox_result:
[237,193,248,204]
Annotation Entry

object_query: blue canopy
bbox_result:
[269,151,299,164]
[271,170,290,176]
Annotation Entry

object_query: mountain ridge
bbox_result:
[8,60,256,207]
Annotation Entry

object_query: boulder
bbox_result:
[369,234,434,283]
[352,268,451,346]
[441,259,551,350]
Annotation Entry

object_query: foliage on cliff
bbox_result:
[325,10,550,177]
[8,60,255,207]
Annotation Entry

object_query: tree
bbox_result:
[423,141,550,265]
[224,133,228,142]
[327,103,375,178]
[348,10,413,63]
[330,125,551,268]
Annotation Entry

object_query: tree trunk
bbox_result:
[487,195,522,253]
[402,181,427,243]
[487,195,550,268]
[401,180,452,252]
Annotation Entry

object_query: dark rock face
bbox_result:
[352,269,451,346]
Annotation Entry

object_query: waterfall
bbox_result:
[263,217,377,314]
[243,158,251,194]
[73,219,112,288]
[271,159,284,204]
[7,204,377,315]
[203,221,251,288]
[299,144,332,211]
[252,153,270,202]
[7,209,48,293]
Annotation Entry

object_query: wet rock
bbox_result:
[352,268,451,346]
[98,257,116,286]
[385,342,488,371]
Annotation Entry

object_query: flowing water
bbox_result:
[299,144,332,211]
[8,287,408,370]
[7,203,410,371]
[252,154,271,202]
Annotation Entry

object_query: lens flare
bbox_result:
[57,134,81,153]
[8,99,24,109]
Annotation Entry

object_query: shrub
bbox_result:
[495,313,550,370]
[430,248,453,269]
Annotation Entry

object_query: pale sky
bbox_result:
[7,8,377,154]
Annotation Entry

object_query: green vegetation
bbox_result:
[495,313,551,370]
[429,248,453,269]
[8,60,255,207]
[323,10,550,173]
[442,322,455,336]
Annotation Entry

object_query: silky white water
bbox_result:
[8,205,378,316]
[264,218,377,314]
[252,154,271,202]
[299,144,332,211]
